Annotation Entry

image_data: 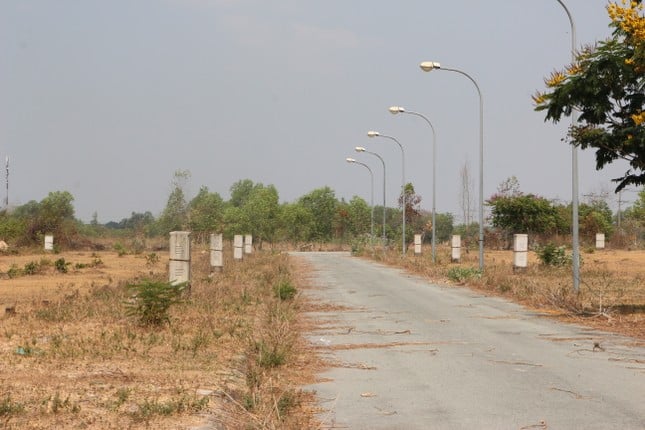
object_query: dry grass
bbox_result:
[0,246,320,429]
[363,245,645,340]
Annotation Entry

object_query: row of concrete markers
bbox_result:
[167,232,253,286]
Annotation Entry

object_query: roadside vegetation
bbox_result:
[0,248,319,429]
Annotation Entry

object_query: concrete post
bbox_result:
[233,235,244,260]
[210,233,223,271]
[451,235,461,263]
[169,231,191,286]
[414,234,422,255]
[513,234,528,272]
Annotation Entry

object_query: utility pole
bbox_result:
[4,156,8,208]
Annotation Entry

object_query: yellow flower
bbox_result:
[545,71,566,88]
[632,111,645,125]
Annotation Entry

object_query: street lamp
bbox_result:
[346,157,375,240]
[355,146,387,246]
[367,130,406,254]
[389,106,437,263]
[555,0,580,294]
[420,61,484,271]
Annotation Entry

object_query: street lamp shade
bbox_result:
[355,146,366,152]
[346,157,356,163]
[389,106,405,114]
[419,61,441,72]
[367,131,380,137]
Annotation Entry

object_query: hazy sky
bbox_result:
[1,0,636,223]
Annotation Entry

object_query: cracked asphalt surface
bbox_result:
[294,252,645,430]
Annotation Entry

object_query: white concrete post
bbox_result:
[210,233,223,271]
[451,235,461,263]
[169,231,191,286]
[513,234,528,272]
[244,234,253,254]
[233,235,244,260]
[414,234,422,255]
[595,233,605,249]
[44,235,54,252]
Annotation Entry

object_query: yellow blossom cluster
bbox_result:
[632,111,645,125]
[608,1,645,41]
[545,70,566,88]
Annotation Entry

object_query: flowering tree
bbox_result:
[534,1,644,191]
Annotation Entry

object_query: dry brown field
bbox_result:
[0,245,642,428]
[0,248,320,429]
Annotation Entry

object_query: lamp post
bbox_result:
[356,146,387,246]
[367,131,406,254]
[555,0,580,294]
[346,157,375,241]
[389,106,438,263]
[420,61,484,271]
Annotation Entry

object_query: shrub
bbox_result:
[7,264,22,278]
[535,243,571,267]
[114,243,127,257]
[23,261,40,275]
[54,258,70,273]
[447,266,481,283]
[274,280,297,301]
[125,280,185,326]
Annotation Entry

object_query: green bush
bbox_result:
[274,280,297,301]
[54,258,70,273]
[23,261,40,275]
[536,243,571,267]
[7,264,22,279]
[125,280,185,326]
[447,266,481,283]
[114,242,127,257]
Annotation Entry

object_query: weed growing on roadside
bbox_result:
[125,280,185,326]
[274,280,297,301]
[447,266,481,283]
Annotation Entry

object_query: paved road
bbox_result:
[294,252,645,430]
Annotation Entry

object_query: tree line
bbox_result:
[0,170,643,251]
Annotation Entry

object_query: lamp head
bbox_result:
[355,146,366,152]
[420,61,441,72]
[346,157,356,163]
[367,131,380,138]
[389,106,405,114]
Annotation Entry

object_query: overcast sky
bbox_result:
[1,0,637,223]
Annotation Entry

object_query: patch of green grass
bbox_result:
[447,266,481,283]
[274,280,297,301]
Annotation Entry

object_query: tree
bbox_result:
[242,184,280,246]
[188,186,224,241]
[229,179,258,208]
[345,196,371,237]
[398,183,422,244]
[277,203,314,244]
[488,193,565,239]
[533,1,645,191]
[497,176,522,198]
[298,187,338,241]
[156,170,190,235]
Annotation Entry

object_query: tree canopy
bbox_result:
[534,1,645,191]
